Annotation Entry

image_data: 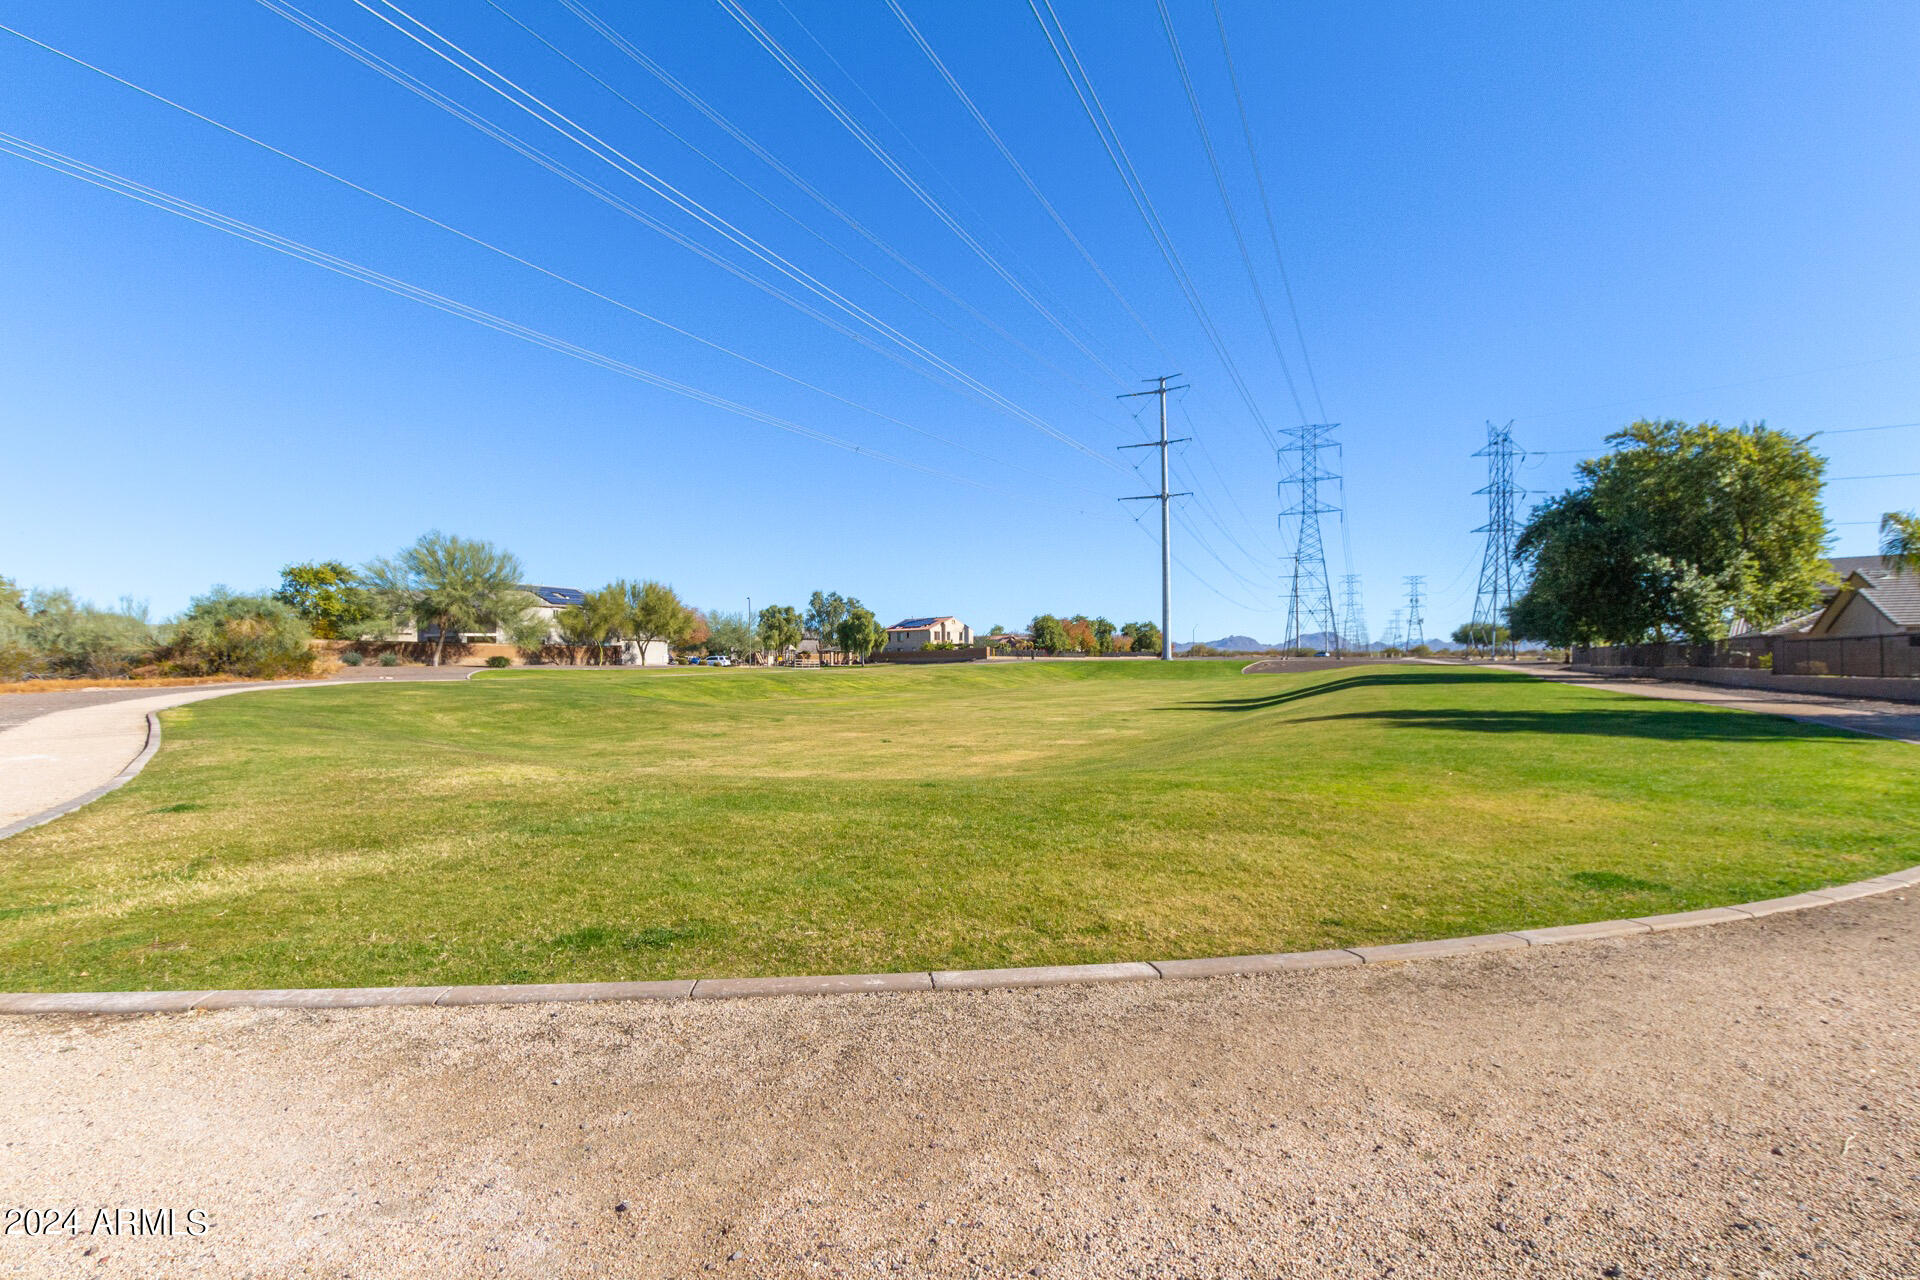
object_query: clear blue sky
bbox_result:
[3,1,1916,641]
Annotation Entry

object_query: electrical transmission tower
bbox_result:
[1279,423,1341,651]
[1118,375,1191,660]
[1402,575,1426,649]
[1384,608,1404,651]
[1339,574,1368,654]
[1470,420,1527,660]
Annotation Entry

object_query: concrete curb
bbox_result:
[0,671,483,842]
[2,865,1912,1015]
[0,712,163,841]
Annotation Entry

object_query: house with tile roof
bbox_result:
[1805,561,1920,638]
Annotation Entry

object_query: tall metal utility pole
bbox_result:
[1119,375,1191,661]
[1470,420,1527,660]
[1403,575,1426,649]
[1279,423,1342,652]
[1384,607,1404,651]
[1338,574,1369,655]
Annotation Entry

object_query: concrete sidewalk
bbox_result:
[0,668,476,835]
[1505,664,1920,744]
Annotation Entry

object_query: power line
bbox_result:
[883,0,1170,363]
[1152,0,1308,424]
[1207,0,1326,422]
[0,130,1007,494]
[710,0,1128,389]
[1027,0,1278,451]
[0,18,1074,488]
[329,0,1128,472]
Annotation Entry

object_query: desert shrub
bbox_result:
[339,650,365,666]
[485,654,512,668]
[377,651,401,667]
[154,588,316,678]
[3,587,157,678]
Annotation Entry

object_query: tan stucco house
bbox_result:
[884,616,973,652]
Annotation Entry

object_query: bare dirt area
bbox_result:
[1,894,1914,1278]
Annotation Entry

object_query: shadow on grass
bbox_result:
[1168,669,1504,713]
[1284,707,1861,742]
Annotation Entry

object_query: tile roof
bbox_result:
[889,616,957,630]
[1852,566,1920,627]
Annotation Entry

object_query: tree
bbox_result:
[627,580,695,665]
[1450,621,1512,648]
[1092,617,1116,654]
[757,604,802,658]
[1509,421,1830,646]
[1883,510,1919,574]
[363,532,534,666]
[1109,631,1134,653]
[1122,619,1162,656]
[1029,614,1068,653]
[804,590,849,652]
[274,561,382,639]
[699,609,754,658]
[833,599,885,661]
[988,624,1005,637]
[155,588,315,677]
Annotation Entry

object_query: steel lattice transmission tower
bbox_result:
[1383,608,1404,651]
[1402,575,1426,649]
[1338,574,1368,654]
[1470,420,1528,660]
[1279,423,1342,651]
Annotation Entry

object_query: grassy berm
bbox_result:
[2,661,1912,990]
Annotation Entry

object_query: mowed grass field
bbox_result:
[2,661,1914,991]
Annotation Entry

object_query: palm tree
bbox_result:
[1883,511,1919,575]
[364,532,533,666]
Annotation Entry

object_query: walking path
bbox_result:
[0,669,473,835]
[1504,664,1920,743]
[1,890,1912,1277]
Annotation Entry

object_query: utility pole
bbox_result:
[1119,375,1191,661]
[1403,575,1426,650]
[1471,420,1527,660]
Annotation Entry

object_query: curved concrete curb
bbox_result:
[2,864,1913,1015]
[0,670,483,841]
[0,712,163,841]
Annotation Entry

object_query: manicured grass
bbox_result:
[2,662,1913,991]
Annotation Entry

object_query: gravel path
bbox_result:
[1,892,1914,1278]
[1507,667,1920,744]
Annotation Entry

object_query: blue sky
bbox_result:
[2,1,1915,642]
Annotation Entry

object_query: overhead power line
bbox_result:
[0,18,1078,487]
[541,0,1126,411]
[325,0,1127,471]
[1152,0,1308,425]
[0,130,1002,492]
[710,0,1128,389]
[1207,0,1326,422]
[1027,0,1278,451]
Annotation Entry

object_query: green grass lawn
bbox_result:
[3,661,1914,991]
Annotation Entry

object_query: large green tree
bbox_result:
[703,609,757,659]
[757,604,803,659]
[1029,614,1068,653]
[626,580,695,665]
[804,590,849,652]
[364,532,535,666]
[1121,619,1163,656]
[274,561,382,640]
[832,599,885,662]
[1509,421,1829,646]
